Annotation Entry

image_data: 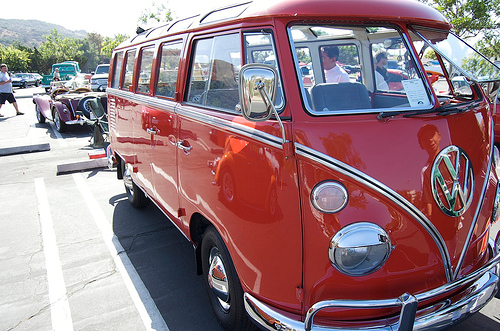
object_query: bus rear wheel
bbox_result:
[122,162,148,208]
[201,226,255,331]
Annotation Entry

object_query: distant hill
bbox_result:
[0,19,87,48]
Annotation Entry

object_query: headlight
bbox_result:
[329,222,392,276]
[311,181,348,213]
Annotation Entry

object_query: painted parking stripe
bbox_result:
[49,122,67,147]
[34,177,74,331]
[72,173,169,331]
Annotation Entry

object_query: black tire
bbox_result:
[122,162,148,208]
[35,104,46,123]
[53,110,67,133]
[201,227,255,331]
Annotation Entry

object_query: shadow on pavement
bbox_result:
[111,195,223,331]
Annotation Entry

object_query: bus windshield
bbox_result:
[411,27,500,83]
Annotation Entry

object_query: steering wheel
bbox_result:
[50,87,69,99]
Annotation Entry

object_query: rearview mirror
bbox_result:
[239,64,277,121]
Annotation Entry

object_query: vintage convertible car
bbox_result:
[33,75,107,132]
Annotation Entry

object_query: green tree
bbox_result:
[29,47,43,73]
[138,1,173,26]
[38,29,86,73]
[82,32,109,71]
[101,34,128,59]
[0,44,31,72]
[420,0,500,58]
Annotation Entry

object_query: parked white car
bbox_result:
[90,64,110,91]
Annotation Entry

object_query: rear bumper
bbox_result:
[244,242,500,331]
[65,119,87,125]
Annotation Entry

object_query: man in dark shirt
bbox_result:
[375,51,389,82]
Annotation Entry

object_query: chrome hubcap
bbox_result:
[123,164,133,192]
[208,247,230,311]
[54,113,61,130]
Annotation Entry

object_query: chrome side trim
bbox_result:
[107,88,285,149]
[244,247,500,331]
[295,143,453,282]
[176,105,284,150]
[107,88,160,107]
[453,115,494,279]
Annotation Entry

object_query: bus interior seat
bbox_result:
[310,82,371,111]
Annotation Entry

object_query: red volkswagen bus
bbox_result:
[107,0,500,329]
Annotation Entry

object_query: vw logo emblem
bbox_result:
[431,146,474,216]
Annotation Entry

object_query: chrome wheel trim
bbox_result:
[123,164,133,192]
[208,247,230,311]
[54,112,61,131]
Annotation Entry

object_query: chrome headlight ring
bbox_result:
[329,222,392,276]
[311,181,348,214]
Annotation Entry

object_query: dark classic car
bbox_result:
[33,74,106,132]
[11,73,38,88]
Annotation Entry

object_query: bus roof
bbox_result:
[116,0,449,49]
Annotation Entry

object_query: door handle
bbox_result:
[147,128,159,135]
[168,134,177,146]
[177,141,192,155]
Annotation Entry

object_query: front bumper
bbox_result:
[245,241,500,331]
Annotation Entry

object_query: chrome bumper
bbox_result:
[245,243,500,331]
[65,119,87,125]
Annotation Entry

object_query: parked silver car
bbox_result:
[90,64,109,91]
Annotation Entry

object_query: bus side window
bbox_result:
[244,31,284,109]
[156,42,182,98]
[136,46,154,94]
[111,51,123,89]
[186,33,241,112]
[122,49,136,91]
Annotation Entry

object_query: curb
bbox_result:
[14,95,34,99]
[57,158,108,175]
[0,143,50,156]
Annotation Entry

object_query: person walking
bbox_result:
[0,64,23,117]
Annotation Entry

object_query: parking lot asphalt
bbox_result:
[0,86,499,331]
[0,86,223,331]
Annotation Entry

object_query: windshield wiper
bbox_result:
[377,100,479,120]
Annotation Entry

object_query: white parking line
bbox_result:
[72,173,169,331]
[49,122,67,147]
[34,177,74,331]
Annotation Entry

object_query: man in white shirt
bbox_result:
[321,46,350,83]
[0,64,23,116]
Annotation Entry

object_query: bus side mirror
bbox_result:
[239,64,278,122]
